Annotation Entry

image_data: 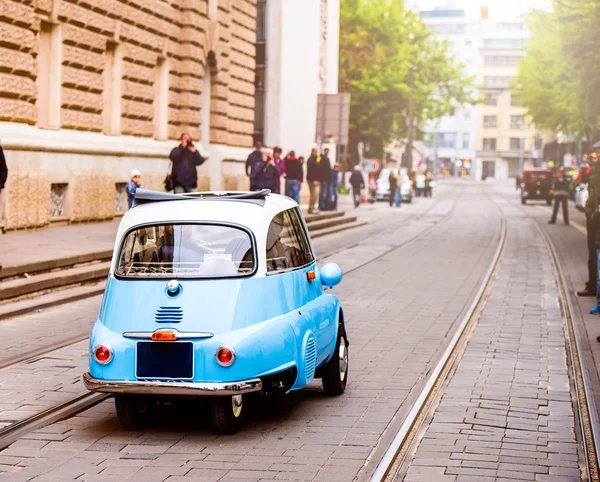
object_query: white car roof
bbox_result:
[110,192,303,278]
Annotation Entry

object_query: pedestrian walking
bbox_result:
[255,152,282,192]
[330,162,340,210]
[169,133,206,193]
[285,151,303,204]
[424,172,435,197]
[415,172,426,197]
[590,206,600,314]
[318,148,333,211]
[126,169,143,209]
[548,167,570,225]
[349,166,365,208]
[0,145,7,237]
[579,152,600,297]
[245,142,263,191]
[306,148,320,214]
[389,169,401,207]
[273,147,285,194]
[578,154,591,184]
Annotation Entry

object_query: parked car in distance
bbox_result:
[83,189,348,434]
[520,169,553,205]
[376,168,413,203]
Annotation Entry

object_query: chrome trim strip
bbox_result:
[82,372,262,396]
[122,331,214,339]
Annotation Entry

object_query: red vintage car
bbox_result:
[520,169,553,205]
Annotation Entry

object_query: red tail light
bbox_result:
[94,345,113,365]
[215,346,236,367]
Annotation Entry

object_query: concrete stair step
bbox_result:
[310,220,369,239]
[0,281,106,320]
[0,250,113,281]
[306,215,358,232]
[0,261,111,302]
[304,211,345,224]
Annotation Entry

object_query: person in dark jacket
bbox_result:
[330,162,340,210]
[169,133,206,193]
[306,148,320,214]
[580,153,600,296]
[0,145,7,237]
[245,142,263,191]
[284,152,303,203]
[349,166,365,208]
[255,153,281,192]
[548,167,570,225]
[318,148,333,211]
[589,208,600,314]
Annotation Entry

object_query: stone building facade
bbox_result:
[0,0,256,230]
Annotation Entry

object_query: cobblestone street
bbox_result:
[0,182,596,481]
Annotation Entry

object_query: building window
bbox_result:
[254,0,267,144]
[484,93,498,106]
[266,208,314,273]
[483,76,511,88]
[37,21,62,129]
[484,55,520,66]
[103,41,122,135]
[434,132,456,148]
[154,57,169,140]
[256,1,266,42]
[115,183,127,213]
[510,95,520,107]
[510,115,524,129]
[483,138,497,151]
[50,183,67,218]
[462,135,469,149]
[483,115,497,128]
[510,138,522,150]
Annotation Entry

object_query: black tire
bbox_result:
[521,198,526,205]
[322,324,349,396]
[114,395,154,431]
[210,395,246,434]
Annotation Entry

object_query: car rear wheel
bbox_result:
[114,395,154,431]
[322,324,349,396]
[210,395,246,434]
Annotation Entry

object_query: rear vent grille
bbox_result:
[305,335,317,383]
[155,307,183,323]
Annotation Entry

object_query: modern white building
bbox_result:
[419,8,480,176]
[254,0,340,158]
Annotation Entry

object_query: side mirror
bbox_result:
[320,263,343,288]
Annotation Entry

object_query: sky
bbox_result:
[415,0,552,20]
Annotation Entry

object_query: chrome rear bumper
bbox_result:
[82,372,262,397]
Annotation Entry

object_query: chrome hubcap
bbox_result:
[232,395,243,418]
[339,337,348,382]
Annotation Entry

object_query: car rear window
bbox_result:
[116,224,254,278]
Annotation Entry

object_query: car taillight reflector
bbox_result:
[152,331,177,341]
[94,345,113,365]
[216,346,236,367]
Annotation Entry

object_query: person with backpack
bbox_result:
[349,166,365,208]
[284,151,303,203]
[169,133,206,193]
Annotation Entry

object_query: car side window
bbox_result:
[266,208,314,273]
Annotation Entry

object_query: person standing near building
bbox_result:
[548,167,569,225]
[580,152,600,296]
[245,142,263,191]
[273,147,285,194]
[285,151,303,204]
[255,152,281,193]
[0,145,7,236]
[126,169,143,209]
[169,133,206,193]
[415,172,426,197]
[424,172,434,197]
[306,148,320,214]
[349,166,365,208]
[578,154,591,184]
[318,148,333,211]
[330,162,340,210]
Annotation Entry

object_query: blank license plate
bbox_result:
[136,342,193,379]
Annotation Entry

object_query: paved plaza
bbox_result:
[0,181,597,481]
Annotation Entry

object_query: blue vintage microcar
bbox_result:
[83,189,348,434]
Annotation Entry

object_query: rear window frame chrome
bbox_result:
[114,220,258,281]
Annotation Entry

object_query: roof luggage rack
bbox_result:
[133,189,271,207]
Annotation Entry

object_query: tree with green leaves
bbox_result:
[514,0,600,143]
[339,0,476,162]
